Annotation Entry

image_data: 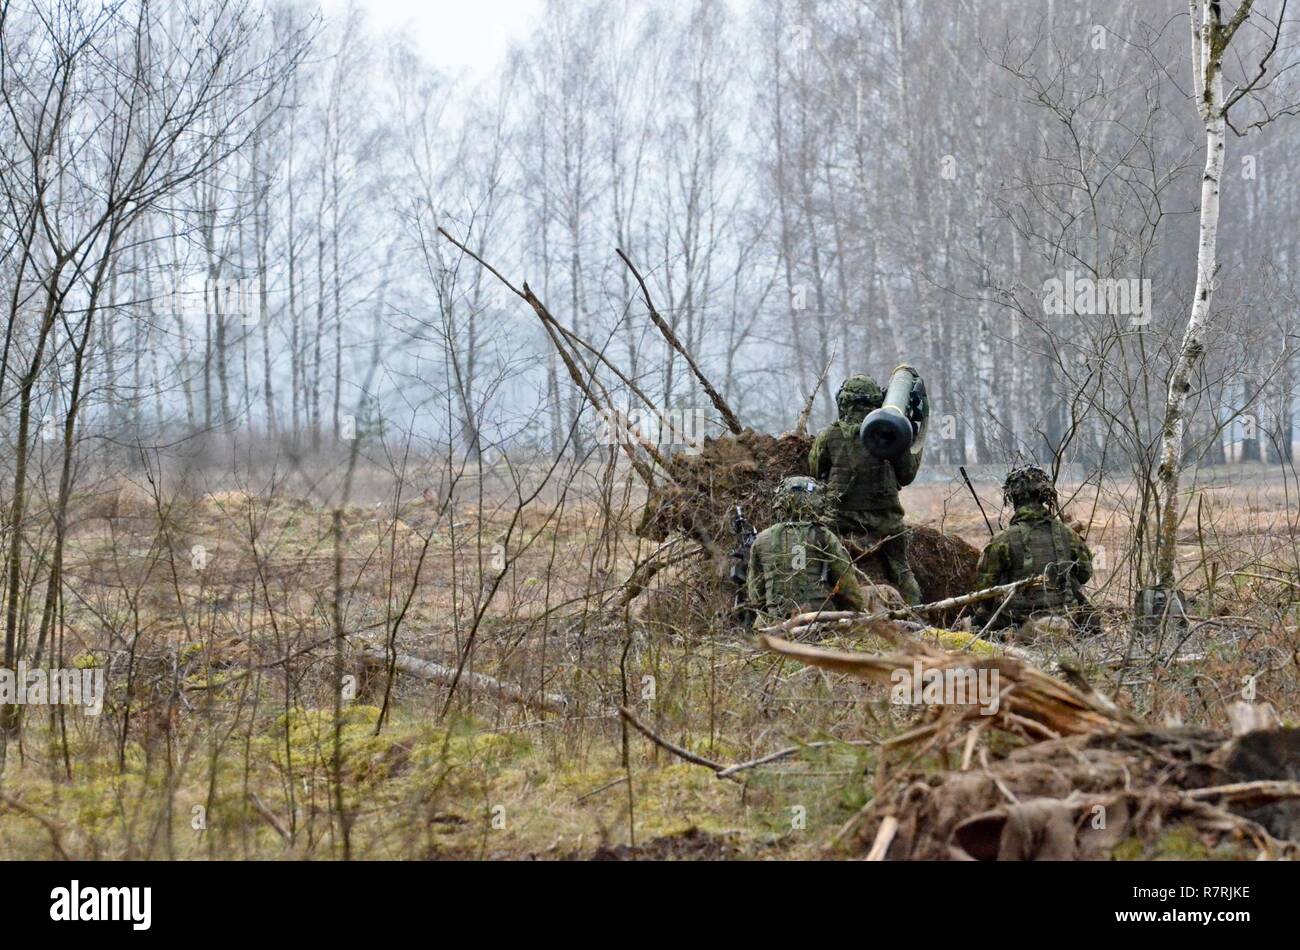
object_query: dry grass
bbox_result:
[0,458,1298,860]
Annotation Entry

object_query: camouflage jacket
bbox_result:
[974,505,1092,625]
[747,520,864,619]
[809,420,921,537]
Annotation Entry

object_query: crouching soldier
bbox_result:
[747,476,864,622]
[809,374,922,604]
[973,465,1093,637]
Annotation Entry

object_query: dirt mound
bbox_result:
[853,526,978,604]
[637,429,810,545]
[636,429,977,604]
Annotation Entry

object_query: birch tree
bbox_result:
[1154,0,1266,592]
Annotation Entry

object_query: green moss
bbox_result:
[930,629,1000,657]
[1112,824,1211,861]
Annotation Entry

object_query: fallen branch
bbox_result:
[618,705,733,777]
[759,576,1049,637]
[714,738,875,778]
[359,648,569,715]
[758,626,1137,739]
[865,815,899,861]
[883,575,1047,621]
[614,541,705,608]
[437,226,663,486]
[616,248,744,435]
[247,792,291,843]
[618,705,874,781]
[1181,780,1300,808]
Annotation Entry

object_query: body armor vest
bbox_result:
[821,422,902,514]
[754,522,836,614]
[1004,514,1080,614]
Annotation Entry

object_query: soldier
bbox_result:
[747,476,864,621]
[973,465,1093,634]
[809,374,922,604]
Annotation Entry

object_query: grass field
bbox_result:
[1,456,1297,860]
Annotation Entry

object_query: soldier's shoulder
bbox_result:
[984,525,1020,552]
[810,425,836,448]
[1048,514,1086,539]
[988,523,1019,543]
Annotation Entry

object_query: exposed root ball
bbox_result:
[636,429,977,605]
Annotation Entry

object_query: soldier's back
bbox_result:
[750,521,842,617]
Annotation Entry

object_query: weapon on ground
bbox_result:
[959,465,996,536]
[860,364,929,461]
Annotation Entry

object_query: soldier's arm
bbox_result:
[971,539,1008,622]
[826,536,865,612]
[1068,527,1093,585]
[891,445,923,487]
[974,536,1007,591]
[747,538,766,608]
[809,430,830,480]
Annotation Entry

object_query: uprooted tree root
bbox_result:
[756,623,1300,860]
[861,729,1300,860]
[634,429,978,607]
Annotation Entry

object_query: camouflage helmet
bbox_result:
[773,475,828,520]
[1003,465,1056,508]
[835,374,883,420]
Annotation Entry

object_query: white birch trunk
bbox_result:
[1154,2,1233,590]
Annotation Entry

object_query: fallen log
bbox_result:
[358,648,569,715]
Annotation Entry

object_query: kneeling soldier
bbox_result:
[974,465,1093,634]
[748,476,864,622]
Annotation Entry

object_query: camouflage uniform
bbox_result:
[809,375,922,604]
[973,466,1093,630]
[747,476,864,621]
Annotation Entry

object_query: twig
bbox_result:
[616,248,744,435]
[575,776,629,804]
[794,348,836,437]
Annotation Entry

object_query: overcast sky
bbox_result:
[322,0,547,79]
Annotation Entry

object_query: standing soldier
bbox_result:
[809,374,922,604]
[747,477,864,621]
[973,465,1093,634]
